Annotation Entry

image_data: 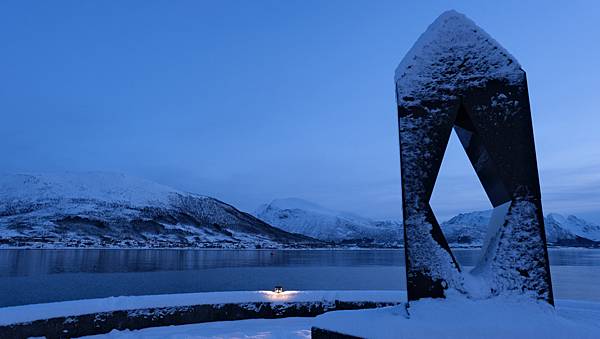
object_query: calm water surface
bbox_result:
[0,248,598,307]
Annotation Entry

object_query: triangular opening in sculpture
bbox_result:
[430,103,514,271]
[430,119,493,267]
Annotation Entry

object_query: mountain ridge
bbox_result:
[0,172,320,248]
[1,174,598,249]
[255,198,403,247]
[256,198,600,248]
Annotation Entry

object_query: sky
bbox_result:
[1,1,599,222]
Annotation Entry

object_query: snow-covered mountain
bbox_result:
[441,211,600,247]
[544,213,600,246]
[2,175,598,249]
[255,198,600,248]
[440,210,494,245]
[0,173,320,248]
[254,198,403,247]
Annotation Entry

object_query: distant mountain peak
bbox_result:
[261,198,365,220]
[255,198,402,246]
[267,198,330,212]
[546,213,566,222]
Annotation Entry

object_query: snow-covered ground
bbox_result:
[2,290,598,338]
[313,292,600,339]
[84,317,313,339]
[77,294,600,339]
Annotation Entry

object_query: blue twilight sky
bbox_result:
[1,1,599,222]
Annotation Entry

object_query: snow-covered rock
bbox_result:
[0,172,319,248]
[254,198,402,247]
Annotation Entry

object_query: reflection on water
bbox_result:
[3,248,598,277]
[0,248,598,307]
[1,249,408,276]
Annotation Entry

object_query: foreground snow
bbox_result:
[314,292,600,339]
[84,317,312,339]
[2,290,598,338]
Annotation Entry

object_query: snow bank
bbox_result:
[0,290,406,326]
[84,317,313,339]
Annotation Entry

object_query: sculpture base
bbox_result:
[311,326,364,338]
[311,294,600,339]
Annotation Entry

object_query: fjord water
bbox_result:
[0,249,598,307]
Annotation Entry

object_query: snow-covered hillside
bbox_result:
[0,173,319,248]
[255,198,402,247]
[255,198,599,248]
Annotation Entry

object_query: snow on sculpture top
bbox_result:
[395,10,523,106]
